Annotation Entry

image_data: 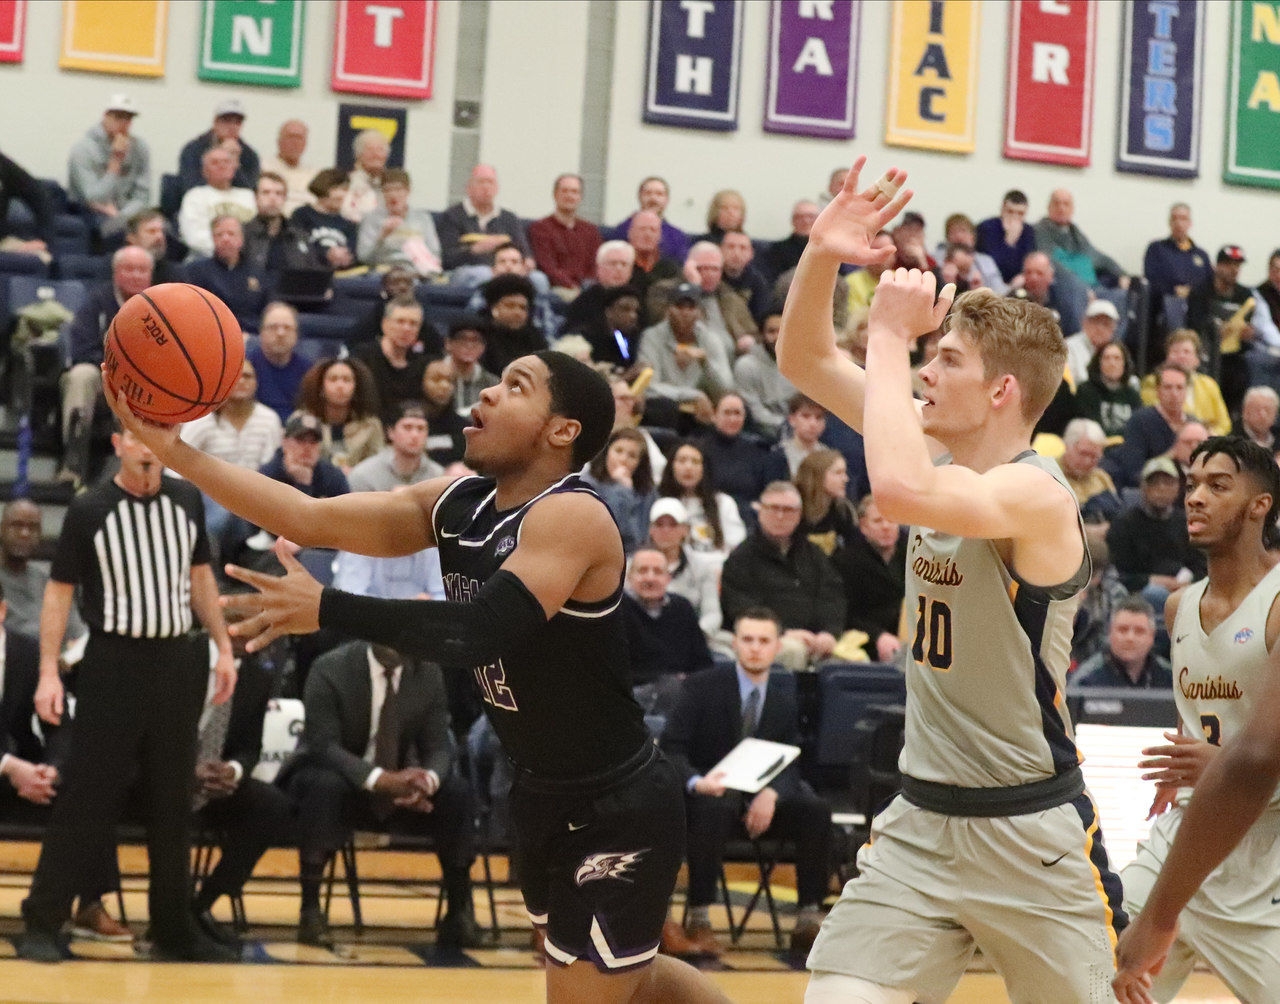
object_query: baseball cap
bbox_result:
[213,98,246,119]
[283,412,322,441]
[671,282,701,305]
[1085,300,1119,321]
[1217,245,1246,264]
[105,93,139,116]
[1141,456,1180,482]
[649,497,690,524]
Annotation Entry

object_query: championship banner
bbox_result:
[0,1,26,64]
[1225,0,1280,189]
[1004,0,1097,166]
[764,0,860,139]
[60,0,167,77]
[199,0,304,87]
[331,0,436,100]
[644,0,744,131]
[1116,0,1204,178]
[884,0,980,153]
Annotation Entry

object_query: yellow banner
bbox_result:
[885,0,980,153]
[60,0,167,76]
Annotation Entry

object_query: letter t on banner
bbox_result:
[643,0,744,130]
[331,0,436,99]
[1003,0,1097,166]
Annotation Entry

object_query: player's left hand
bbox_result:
[744,787,778,839]
[211,646,237,706]
[869,269,956,343]
[1139,731,1217,788]
[1112,912,1176,1003]
[222,539,323,652]
[807,156,914,267]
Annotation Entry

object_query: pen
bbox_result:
[756,755,785,782]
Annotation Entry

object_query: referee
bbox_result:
[18,424,237,963]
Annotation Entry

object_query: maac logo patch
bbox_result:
[574,850,647,886]
[1235,628,1254,644]
[495,536,516,556]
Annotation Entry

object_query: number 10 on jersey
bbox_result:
[911,596,953,671]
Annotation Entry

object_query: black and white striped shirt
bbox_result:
[51,477,210,639]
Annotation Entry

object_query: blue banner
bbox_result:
[1116,0,1204,178]
[644,0,743,131]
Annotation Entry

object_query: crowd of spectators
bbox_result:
[3,88,1279,959]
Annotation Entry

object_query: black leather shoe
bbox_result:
[297,907,334,949]
[153,934,240,963]
[15,928,70,963]
[436,906,483,949]
[194,908,241,950]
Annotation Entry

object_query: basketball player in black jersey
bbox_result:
[106,351,728,1003]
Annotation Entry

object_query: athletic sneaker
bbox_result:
[70,901,133,943]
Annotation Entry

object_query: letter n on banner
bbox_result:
[885,0,980,153]
[60,0,167,77]
[1117,0,1204,178]
[332,0,437,100]
[764,0,861,139]
[1004,0,1096,166]
[644,0,744,131]
[1225,0,1280,189]
[0,1,26,64]
[199,0,305,87]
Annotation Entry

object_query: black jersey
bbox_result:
[431,473,648,781]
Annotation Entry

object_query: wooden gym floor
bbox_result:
[0,842,1236,1002]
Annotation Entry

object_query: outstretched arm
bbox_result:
[107,386,442,557]
[775,156,912,433]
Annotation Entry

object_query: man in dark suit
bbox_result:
[281,640,477,949]
[190,645,295,948]
[661,607,832,958]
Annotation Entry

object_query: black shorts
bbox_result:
[510,742,685,972]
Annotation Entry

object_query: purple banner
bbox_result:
[764,0,861,139]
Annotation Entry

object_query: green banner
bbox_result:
[1225,0,1280,188]
[198,0,303,87]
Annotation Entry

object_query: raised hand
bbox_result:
[868,269,957,343]
[807,156,914,267]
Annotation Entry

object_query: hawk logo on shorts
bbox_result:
[495,536,516,556]
[574,850,647,886]
[1235,627,1254,644]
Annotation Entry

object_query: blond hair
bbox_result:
[943,289,1066,424]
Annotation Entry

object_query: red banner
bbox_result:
[0,1,26,63]
[1004,0,1097,166]
[331,0,436,99]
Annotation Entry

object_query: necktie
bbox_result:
[373,665,401,771]
[193,698,232,811]
[741,686,760,741]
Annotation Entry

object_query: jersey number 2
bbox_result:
[911,596,953,671]
[474,661,519,711]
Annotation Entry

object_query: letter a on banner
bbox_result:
[1225,0,1280,189]
[199,0,305,87]
[0,1,26,64]
[644,0,744,131]
[60,0,168,77]
[764,0,862,139]
[884,0,981,153]
[332,0,437,100]
[1004,0,1097,166]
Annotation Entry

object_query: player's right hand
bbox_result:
[1112,912,1175,1004]
[868,269,957,343]
[34,673,64,726]
[808,156,913,267]
[104,383,183,458]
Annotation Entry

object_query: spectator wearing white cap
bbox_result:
[1063,299,1119,388]
[646,497,727,647]
[177,99,259,195]
[67,94,150,237]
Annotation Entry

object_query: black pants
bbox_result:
[286,763,475,871]
[196,778,296,906]
[685,783,834,910]
[22,633,207,948]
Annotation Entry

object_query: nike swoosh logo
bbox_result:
[568,821,587,832]
[1041,851,1069,867]
[1175,635,1188,644]
[1271,896,1280,904]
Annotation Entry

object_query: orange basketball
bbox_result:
[103,283,245,424]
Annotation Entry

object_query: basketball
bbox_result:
[103,283,245,425]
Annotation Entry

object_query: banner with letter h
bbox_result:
[644,0,744,131]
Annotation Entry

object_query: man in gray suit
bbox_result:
[281,640,477,949]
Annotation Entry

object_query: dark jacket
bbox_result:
[721,530,846,636]
[835,529,907,641]
[259,449,349,498]
[661,665,804,799]
[242,216,313,277]
[621,593,712,687]
[722,265,772,324]
[481,320,547,376]
[1073,649,1173,690]
[0,152,53,243]
[220,654,274,777]
[69,283,121,366]
[1106,502,1206,592]
[185,255,268,329]
[178,131,260,193]
[0,631,41,765]
[284,641,454,791]
[435,202,530,270]
[1103,406,1186,490]
[696,428,770,526]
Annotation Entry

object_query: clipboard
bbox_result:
[709,738,801,793]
